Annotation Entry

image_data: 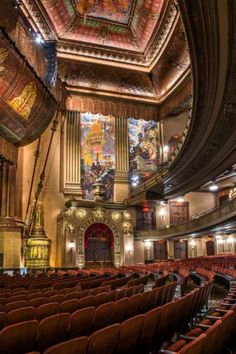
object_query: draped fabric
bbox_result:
[84,223,114,249]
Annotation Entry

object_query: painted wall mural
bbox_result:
[81,112,115,201]
[129,118,160,182]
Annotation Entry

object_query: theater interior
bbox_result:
[0,0,236,353]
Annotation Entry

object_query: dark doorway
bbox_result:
[174,240,188,259]
[85,223,114,264]
[206,240,215,256]
[154,241,168,260]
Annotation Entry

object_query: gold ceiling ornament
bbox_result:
[111,211,121,222]
[75,208,87,219]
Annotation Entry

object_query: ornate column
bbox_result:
[25,201,50,268]
[62,111,83,196]
[114,117,130,202]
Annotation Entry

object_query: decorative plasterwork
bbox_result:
[66,93,160,121]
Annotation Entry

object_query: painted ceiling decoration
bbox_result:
[21,0,178,67]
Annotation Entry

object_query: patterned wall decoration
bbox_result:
[0,29,57,146]
[129,118,160,182]
[81,112,115,201]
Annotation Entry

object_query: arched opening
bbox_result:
[84,223,114,266]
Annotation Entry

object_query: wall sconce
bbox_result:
[158,207,166,218]
[69,240,75,250]
[190,239,196,247]
[227,236,234,244]
[126,244,133,256]
[176,196,185,203]
[144,240,152,250]
[163,145,169,153]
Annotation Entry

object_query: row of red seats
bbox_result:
[13,280,211,354]
[0,284,145,315]
[162,282,236,353]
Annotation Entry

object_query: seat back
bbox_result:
[116,314,144,354]
[5,300,29,312]
[70,306,95,338]
[28,297,48,308]
[138,307,161,353]
[7,306,36,325]
[112,297,128,323]
[38,313,71,352]
[44,336,88,354]
[87,323,120,354]
[78,295,95,309]
[59,299,79,314]
[35,302,59,321]
[0,320,38,354]
[94,302,114,331]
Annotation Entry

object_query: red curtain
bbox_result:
[84,223,114,249]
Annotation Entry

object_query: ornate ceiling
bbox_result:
[21,0,178,68]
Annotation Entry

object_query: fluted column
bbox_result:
[63,111,83,196]
[114,117,129,202]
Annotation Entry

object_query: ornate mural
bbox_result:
[81,113,115,200]
[129,118,160,182]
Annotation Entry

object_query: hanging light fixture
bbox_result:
[209,181,218,191]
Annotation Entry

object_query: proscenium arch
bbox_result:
[77,215,121,268]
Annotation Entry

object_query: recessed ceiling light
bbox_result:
[209,183,218,191]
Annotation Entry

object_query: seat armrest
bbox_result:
[220,303,232,307]
[179,335,196,341]
[214,309,227,313]
[158,350,177,354]
[205,315,221,320]
[196,324,211,329]
[224,298,236,302]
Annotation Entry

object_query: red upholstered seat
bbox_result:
[93,302,114,331]
[115,314,144,354]
[28,297,48,308]
[78,289,90,299]
[0,320,38,354]
[105,290,117,303]
[5,300,29,312]
[49,294,65,303]
[35,302,59,321]
[138,290,150,313]
[7,306,36,325]
[94,292,107,307]
[116,288,127,300]
[147,288,159,310]
[8,295,27,302]
[78,295,95,309]
[70,306,95,338]
[64,291,79,301]
[43,336,88,354]
[0,312,6,330]
[112,297,128,323]
[38,313,70,352]
[178,333,206,354]
[137,306,162,354]
[87,323,120,354]
[59,299,79,314]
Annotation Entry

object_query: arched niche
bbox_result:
[77,215,121,268]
